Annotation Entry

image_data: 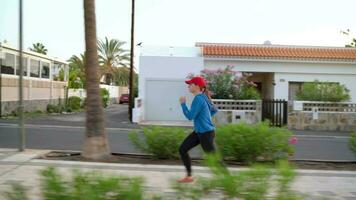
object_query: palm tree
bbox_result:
[97,37,130,84]
[82,0,110,160]
[68,54,86,88]
[29,43,48,55]
[68,54,86,72]
[113,67,130,86]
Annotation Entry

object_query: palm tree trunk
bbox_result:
[82,0,110,160]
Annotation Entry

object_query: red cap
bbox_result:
[185,76,206,87]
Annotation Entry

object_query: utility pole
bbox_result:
[129,0,135,122]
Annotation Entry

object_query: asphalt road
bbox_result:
[0,104,355,161]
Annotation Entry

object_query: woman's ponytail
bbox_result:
[202,87,212,101]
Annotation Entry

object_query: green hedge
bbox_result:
[129,123,294,163]
[173,155,301,200]
[215,122,294,163]
[296,80,350,102]
[4,159,302,200]
[129,126,188,159]
[4,167,145,200]
[47,104,64,113]
[349,132,356,155]
[67,96,82,112]
[100,88,110,108]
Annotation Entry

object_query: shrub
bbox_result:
[46,104,62,113]
[101,88,110,108]
[215,122,294,163]
[3,183,29,200]
[4,161,302,200]
[81,98,87,109]
[189,66,260,100]
[275,160,299,200]
[173,154,301,200]
[349,132,356,155]
[129,126,188,159]
[67,96,82,112]
[199,67,238,99]
[296,80,350,102]
[11,110,18,117]
[5,167,146,200]
[235,85,261,100]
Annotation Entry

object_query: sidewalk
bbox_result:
[1,148,356,200]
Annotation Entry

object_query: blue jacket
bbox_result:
[181,93,218,134]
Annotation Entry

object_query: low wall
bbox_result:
[1,98,65,116]
[289,101,356,131]
[288,111,356,132]
[212,99,262,125]
[1,75,67,116]
[213,110,261,125]
[68,85,129,105]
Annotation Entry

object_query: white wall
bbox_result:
[68,89,86,99]
[138,55,204,122]
[68,85,121,99]
[139,56,204,98]
[204,59,356,75]
[274,73,356,101]
[204,59,356,101]
[99,85,120,98]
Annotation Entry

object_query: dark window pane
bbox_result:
[16,56,27,76]
[288,82,303,101]
[30,59,40,77]
[41,62,50,79]
[1,53,15,74]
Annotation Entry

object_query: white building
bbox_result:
[134,43,356,124]
[0,42,69,115]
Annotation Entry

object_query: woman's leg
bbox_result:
[199,131,229,174]
[179,132,200,176]
[198,131,216,153]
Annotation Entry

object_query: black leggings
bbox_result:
[179,131,216,176]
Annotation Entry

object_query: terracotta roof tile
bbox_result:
[196,43,356,60]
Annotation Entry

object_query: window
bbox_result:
[288,82,303,100]
[16,56,27,76]
[1,53,15,74]
[30,59,40,77]
[41,62,50,79]
[52,62,65,81]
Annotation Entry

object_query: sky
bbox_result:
[1,0,356,60]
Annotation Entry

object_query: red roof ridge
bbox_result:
[195,42,356,60]
[195,42,356,51]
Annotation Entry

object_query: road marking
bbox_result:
[295,135,350,139]
[0,123,140,132]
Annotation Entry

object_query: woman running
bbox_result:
[178,76,218,183]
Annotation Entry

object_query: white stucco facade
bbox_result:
[204,58,356,101]
[135,47,204,123]
[135,45,356,124]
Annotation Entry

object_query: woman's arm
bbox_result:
[181,97,204,120]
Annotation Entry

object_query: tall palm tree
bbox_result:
[68,54,86,72]
[68,54,86,88]
[97,37,130,84]
[113,67,130,86]
[82,0,110,160]
[29,43,48,55]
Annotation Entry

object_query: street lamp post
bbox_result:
[18,0,25,151]
[129,0,135,122]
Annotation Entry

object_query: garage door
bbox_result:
[145,79,193,121]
